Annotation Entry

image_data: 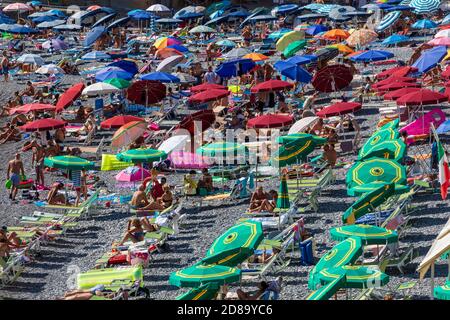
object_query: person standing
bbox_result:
[32,143,46,187]
[7,154,25,201]
[203,66,220,84]
[1,51,9,82]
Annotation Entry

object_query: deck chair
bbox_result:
[385,246,416,274]
[78,137,105,160]
[0,253,28,287]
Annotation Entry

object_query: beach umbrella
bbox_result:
[428,37,450,46]
[272,3,299,15]
[247,114,294,129]
[169,151,211,170]
[106,17,131,31]
[154,36,182,49]
[377,66,418,79]
[156,55,185,72]
[17,54,44,65]
[115,166,150,183]
[396,89,448,106]
[286,54,318,65]
[81,50,111,61]
[328,6,355,21]
[276,175,290,209]
[350,50,394,62]
[189,25,216,33]
[19,118,65,132]
[376,81,420,92]
[412,18,438,29]
[243,53,269,62]
[10,103,55,115]
[42,38,67,51]
[215,59,255,78]
[222,47,251,59]
[111,121,148,149]
[82,83,120,97]
[190,83,226,93]
[373,75,418,88]
[330,225,399,245]
[296,13,327,21]
[283,40,307,58]
[169,263,241,288]
[35,64,64,75]
[410,0,441,14]
[156,18,183,24]
[270,137,316,167]
[327,44,354,55]
[176,12,204,20]
[434,282,450,300]
[84,26,106,47]
[53,24,82,31]
[312,64,353,93]
[308,237,363,290]
[140,72,180,83]
[95,67,133,82]
[103,78,130,89]
[317,265,390,288]
[27,1,42,6]
[126,80,166,106]
[306,25,328,36]
[249,14,278,22]
[349,181,410,196]
[48,9,67,18]
[91,13,117,28]
[316,102,362,118]
[189,89,229,104]
[380,119,400,131]
[315,47,342,63]
[251,79,294,93]
[375,10,401,32]
[268,28,292,40]
[44,156,94,171]
[412,45,447,73]
[8,25,38,34]
[288,117,319,135]
[147,4,171,13]
[3,3,32,12]
[176,283,219,300]
[358,139,407,162]
[435,29,450,38]
[382,34,410,46]
[216,39,236,47]
[342,183,396,224]
[32,15,60,23]
[128,10,154,21]
[361,129,400,155]
[201,221,264,267]
[276,31,305,52]
[36,19,65,29]
[346,158,407,191]
[156,47,183,59]
[108,60,138,75]
[306,276,346,300]
[173,5,205,19]
[273,61,312,83]
[87,5,102,11]
[197,142,249,160]
[166,44,188,53]
[101,115,143,129]
[158,135,189,154]
[117,147,167,164]
[322,29,350,41]
[278,133,327,146]
[176,110,216,135]
[56,83,85,112]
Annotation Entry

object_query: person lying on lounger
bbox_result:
[236,281,269,300]
[118,217,157,245]
[0,226,24,258]
[60,285,120,300]
[249,188,278,213]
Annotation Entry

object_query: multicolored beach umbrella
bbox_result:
[318,265,390,288]
[270,138,316,167]
[44,156,95,171]
[360,128,400,156]
[169,264,241,288]
[197,142,249,163]
[342,183,395,224]
[308,237,363,290]
[276,174,290,209]
[330,224,399,245]
[116,148,167,164]
[176,283,220,300]
[358,139,407,162]
[348,181,410,196]
[379,118,400,130]
[201,221,264,267]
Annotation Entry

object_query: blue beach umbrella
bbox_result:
[107,17,131,30]
[412,45,447,73]
[176,12,204,20]
[274,61,312,83]
[272,4,299,15]
[216,39,236,47]
[306,25,329,36]
[436,120,450,134]
[156,18,183,24]
[108,60,138,75]
[410,0,440,14]
[286,54,318,65]
[140,72,180,83]
[268,28,292,40]
[84,26,106,47]
[95,67,133,81]
[32,15,60,23]
[412,19,438,29]
[167,44,188,53]
[9,25,39,34]
[385,5,414,11]
[37,19,66,29]
[81,51,111,61]
[382,34,410,45]
[48,9,67,18]
[376,10,401,32]
[350,50,394,62]
[91,13,117,28]
[215,58,256,78]
[53,24,82,31]
[249,15,278,22]
[442,13,450,25]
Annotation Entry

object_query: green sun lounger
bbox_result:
[77,266,143,291]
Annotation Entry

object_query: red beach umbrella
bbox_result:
[376,66,418,80]
[176,109,216,135]
[19,119,66,132]
[396,89,448,106]
[250,79,294,93]
[56,82,85,112]
[100,115,145,129]
[127,80,166,106]
[372,76,417,89]
[188,89,229,103]
[375,81,421,92]
[383,87,422,100]
[9,103,56,115]
[247,114,294,129]
[316,102,362,118]
[190,83,227,93]
[311,64,353,93]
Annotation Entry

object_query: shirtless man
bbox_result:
[32,143,46,187]
[7,153,25,201]
[249,186,268,212]
[322,144,337,168]
[130,185,164,211]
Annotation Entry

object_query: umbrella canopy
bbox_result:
[383,87,421,100]
[154,36,182,49]
[169,263,241,288]
[81,51,111,61]
[270,137,316,167]
[189,25,216,33]
[17,54,44,65]
[428,37,450,46]
[190,83,227,93]
[215,58,256,78]
[169,151,211,169]
[288,117,319,135]
[158,135,189,154]
[276,174,290,209]
[346,29,378,47]
[286,55,318,65]
[396,89,448,106]
[44,155,94,171]
[273,61,312,83]
[247,114,294,129]
[350,50,394,62]
[342,183,396,224]
[201,221,264,267]
[412,45,447,73]
[156,55,185,72]
[278,133,327,146]
[376,10,401,32]
[276,31,305,52]
[410,0,441,14]
[115,166,150,183]
[36,19,65,29]
[35,64,64,75]
[197,142,249,161]
[322,29,350,41]
[268,28,292,39]
[306,25,329,36]
[330,225,399,245]
[117,148,167,164]
[100,115,144,129]
[434,281,450,300]
[412,18,438,29]
[147,4,171,12]
[251,79,294,93]
[308,237,363,290]
[9,103,55,115]
[56,83,85,111]
[82,83,120,97]
[283,40,307,58]
[189,89,229,103]
[84,26,107,47]
[3,3,32,12]
[317,265,390,288]
[140,71,180,83]
[306,276,345,300]
[376,81,421,92]
[95,67,133,82]
[126,80,166,105]
[222,47,251,60]
[176,283,219,300]
[376,66,418,79]
[176,109,216,135]
[312,64,353,93]
[346,158,407,190]
[316,102,361,118]
[360,129,400,156]
[111,121,148,149]
[358,139,407,162]
[104,78,130,89]
[349,181,410,196]
[20,118,65,132]
[243,53,269,62]
[42,38,67,51]
[382,34,410,46]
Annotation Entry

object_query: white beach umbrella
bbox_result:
[147,4,171,12]
[158,134,189,154]
[82,83,120,96]
[435,29,450,38]
[35,64,64,74]
[222,47,251,59]
[17,54,45,65]
[288,116,319,135]
[156,55,186,72]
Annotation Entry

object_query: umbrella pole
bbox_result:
[431,261,435,300]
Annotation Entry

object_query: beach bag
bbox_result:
[107,254,128,266]
[128,249,150,267]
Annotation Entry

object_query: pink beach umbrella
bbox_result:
[169,151,211,169]
[3,3,33,12]
[115,166,150,183]
[42,39,68,51]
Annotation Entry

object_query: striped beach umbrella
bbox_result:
[176,283,219,300]
[360,128,400,156]
[318,265,390,288]
[116,148,167,164]
[358,139,407,162]
[270,137,316,167]
[276,174,290,209]
[306,275,345,300]
[346,29,378,47]
[44,155,94,171]
[197,142,249,160]
[330,225,399,245]
[111,121,147,148]
[348,181,410,196]
[375,11,401,32]
[169,264,241,288]
[410,0,441,14]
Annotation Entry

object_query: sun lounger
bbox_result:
[76,266,143,292]
[36,190,100,216]
[385,246,416,274]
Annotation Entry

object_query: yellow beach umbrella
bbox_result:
[276,30,305,52]
[243,52,269,61]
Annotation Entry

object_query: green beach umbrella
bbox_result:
[44,155,95,171]
[358,139,406,163]
[175,283,220,300]
[342,183,395,224]
[346,158,407,191]
[380,118,400,130]
[348,181,409,196]
[276,174,290,209]
[104,78,131,89]
[306,275,345,300]
[308,237,363,290]
[330,224,398,245]
[201,221,264,267]
[360,128,399,156]
[116,148,167,164]
[283,40,307,58]
[278,133,327,146]
[434,281,450,300]
[270,138,316,168]
[318,265,390,289]
[197,142,249,162]
[169,264,241,288]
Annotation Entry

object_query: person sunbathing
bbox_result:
[0,226,23,258]
[249,186,268,212]
[21,81,35,97]
[250,189,278,213]
[0,124,21,144]
[322,144,337,168]
[60,285,119,300]
[197,168,213,193]
[157,185,173,209]
[47,182,68,205]
[131,185,165,211]
[236,281,269,300]
[119,218,146,245]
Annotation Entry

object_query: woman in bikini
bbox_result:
[118,218,146,245]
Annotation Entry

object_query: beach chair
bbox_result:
[36,190,100,217]
[0,252,28,287]
[77,137,105,160]
[385,246,416,274]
